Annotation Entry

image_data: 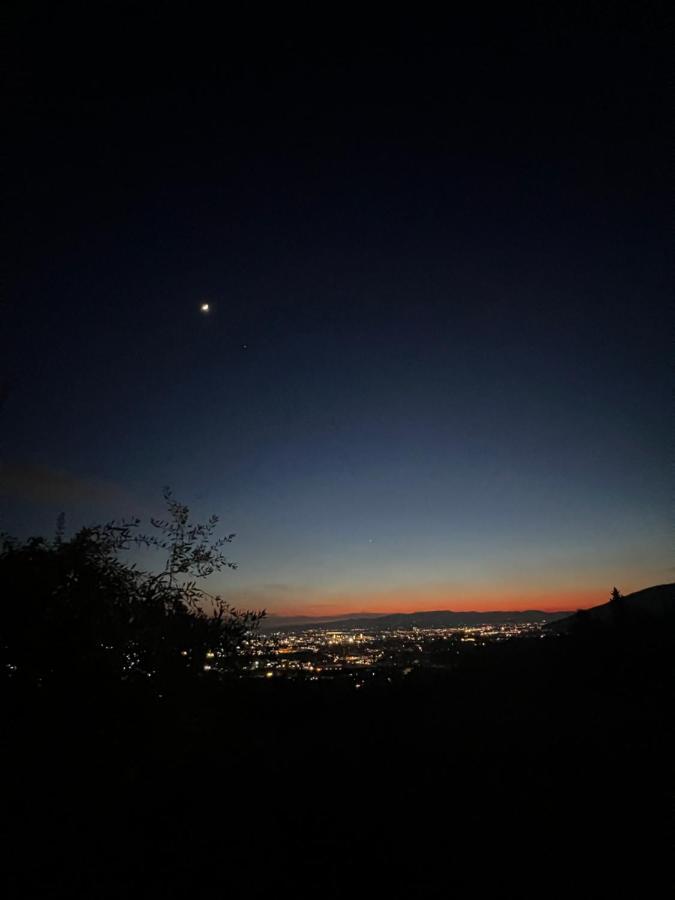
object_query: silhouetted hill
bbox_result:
[546,583,675,632]
[263,608,570,631]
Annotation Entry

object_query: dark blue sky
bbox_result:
[2,8,670,612]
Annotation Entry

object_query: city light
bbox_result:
[227,620,554,684]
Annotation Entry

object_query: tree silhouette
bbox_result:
[0,488,265,688]
[608,585,625,628]
[145,486,237,596]
[609,586,623,604]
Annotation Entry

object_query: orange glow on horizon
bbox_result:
[268,586,608,618]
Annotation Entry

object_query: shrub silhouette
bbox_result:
[0,488,264,687]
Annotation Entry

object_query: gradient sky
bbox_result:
[2,9,671,614]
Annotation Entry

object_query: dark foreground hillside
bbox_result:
[4,617,673,899]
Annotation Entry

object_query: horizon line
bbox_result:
[265,606,579,619]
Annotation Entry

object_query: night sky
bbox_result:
[2,8,670,615]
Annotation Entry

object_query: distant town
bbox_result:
[226,619,561,684]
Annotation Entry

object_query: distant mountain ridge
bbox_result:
[262,584,675,632]
[261,612,383,628]
[261,608,570,631]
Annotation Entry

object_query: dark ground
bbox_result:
[4,625,673,899]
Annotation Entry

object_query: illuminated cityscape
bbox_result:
[227,621,551,684]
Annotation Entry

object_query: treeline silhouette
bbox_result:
[2,498,673,898]
[1,488,264,691]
